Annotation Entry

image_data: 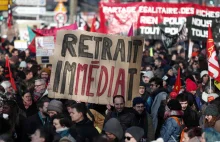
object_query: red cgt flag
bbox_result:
[206,25,220,82]
[5,56,17,91]
[90,16,97,32]
[173,68,181,94]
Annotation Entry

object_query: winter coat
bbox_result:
[151,88,168,131]
[22,112,50,142]
[103,118,124,142]
[133,110,148,138]
[69,117,99,142]
[17,100,37,117]
[160,117,181,142]
[183,106,200,128]
[104,108,136,131]
[87,109,105,133]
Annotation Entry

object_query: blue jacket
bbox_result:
[160,117,181,142]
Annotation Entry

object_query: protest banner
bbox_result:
[35,36,54,57]
[48,30,144,106]
[99,2,220,41]
[34,23,78,38]
[14,40,28,51]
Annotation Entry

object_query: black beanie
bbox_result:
[133,97,145,107]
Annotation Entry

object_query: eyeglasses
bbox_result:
[124,136,133,141]
[35,84,43,87]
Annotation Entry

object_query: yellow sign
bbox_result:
[54,2,67,13]
[0,0,12,11]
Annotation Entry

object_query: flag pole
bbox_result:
[210,77,212,93]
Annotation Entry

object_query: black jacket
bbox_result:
[17,101,38,118]
[22,112,50,142]
[133,110,148,138]
[104,108,136,131]
[69,117,99,142]
[183,106,200,128]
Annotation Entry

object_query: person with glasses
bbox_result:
[148,77,168,132]
[33,79,48,102]
[125,126,144,142]
[132,97,154,142]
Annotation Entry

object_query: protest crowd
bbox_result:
[1,1,220,142]
[1,30,220,142]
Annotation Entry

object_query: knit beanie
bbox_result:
[0,81,11,90]
[200,70,208,78]
[164,65,172,75]
[204,104,219,116]
[142,71,154,79]
[170,92,178,99]
[125,126,144,141]
[186,78,197,92]
[133,97,145,107]
[19,61,27,68]
[47,100,63,114]
[41,68,51,76]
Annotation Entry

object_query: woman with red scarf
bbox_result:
[17,91,37,117]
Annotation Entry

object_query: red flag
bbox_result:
[173,68,181,94]
[5,56,17,91]
[206,25,220,82]
[7,3,13,29]
[90,16,97,32]
[127,24,133,37]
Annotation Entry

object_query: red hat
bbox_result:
[170,92,178,99]
[186,79,197,92]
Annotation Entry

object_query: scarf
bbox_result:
[23,100,32,109]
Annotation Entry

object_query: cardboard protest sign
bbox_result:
[48,30,143,106]
[14,40,28,51]
[35,36,54,57]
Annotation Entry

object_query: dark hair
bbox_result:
[71,103,87,117]
[149,77,163,87]
[18,51,26,61]
[38,126,55,142]
[37,98,50,109]
[11,49,18,54]
[65,100,76,108]
[52,114,72,128]
[46,64,52,68]
[184,127,202,139]
[155,57,162,63]
[0,134,14,142]
[27,60,37,65]
[93,134,110,142]
[176,93,188,102]
[113,95,125,103]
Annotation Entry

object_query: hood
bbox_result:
[103,118,123,140]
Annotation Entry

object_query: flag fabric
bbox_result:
[90,16,97,32]
[5,56,17,91]
[27,26,36,43]
[173,68,181,94]
[206,25,220,82]
[7,3,13,29]
[127,24,133,37]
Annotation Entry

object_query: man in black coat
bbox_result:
[104,95,136,131]
[69,103,99,142]
[22,97,50,142]
[176,93,200,128]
